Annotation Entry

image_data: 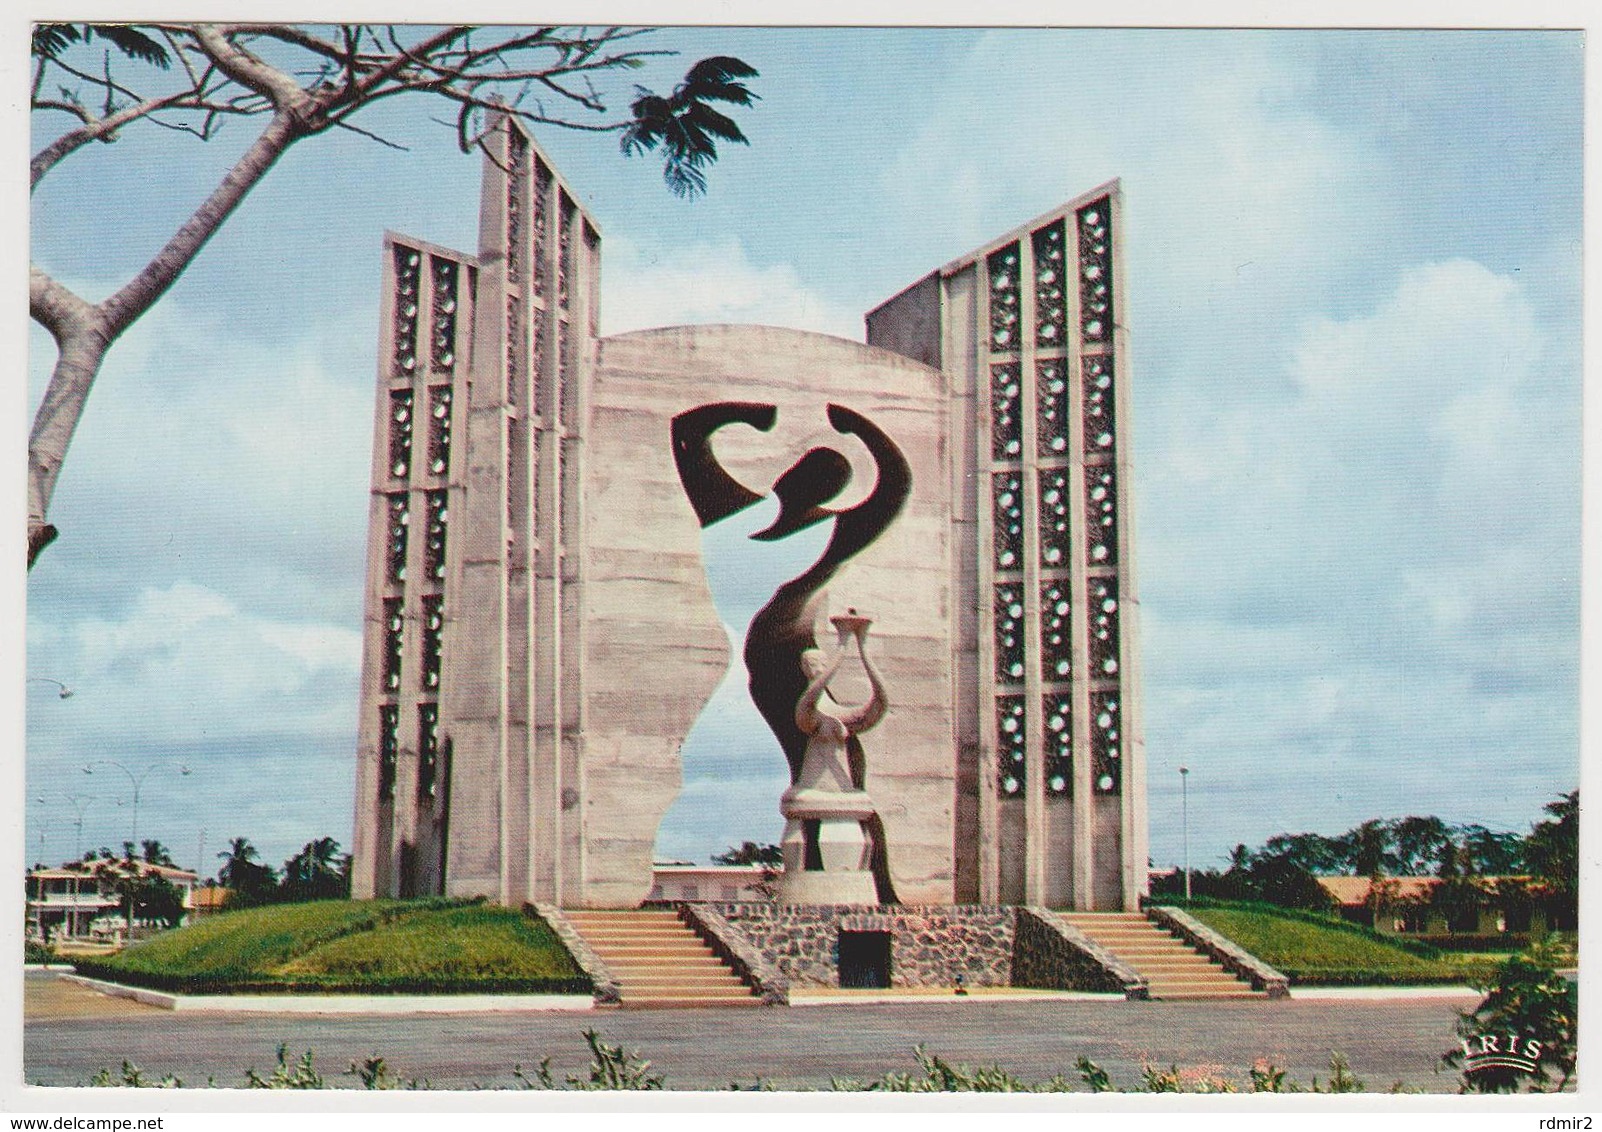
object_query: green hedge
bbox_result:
[68,962,591,996]
[24,940,54,965]
[76,898,590,996]
[1409,933,1528,953]
[1276,967,1492,987]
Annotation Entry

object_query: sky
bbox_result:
[22,26,1585,879]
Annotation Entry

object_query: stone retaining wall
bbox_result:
[708,904,1014,988]
[1148,905,1290,998]
[528,903,619,1005]
[1010,907,1147,997]
[678,903,789,1004]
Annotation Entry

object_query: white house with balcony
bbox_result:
[26,861,199,943]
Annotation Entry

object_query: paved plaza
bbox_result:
[24,971,1480,1092]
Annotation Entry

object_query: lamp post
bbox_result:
[28,676,74,698]
[1179,765,1191,900]
[31,797,48,867]
[82,761,191,850]
[65,795,93,862]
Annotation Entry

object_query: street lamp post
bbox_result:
[31,797,48,867]
[28,676,74,699]
[65,795,93,862]
[81,760,191,852]
[1179,765,1191,901]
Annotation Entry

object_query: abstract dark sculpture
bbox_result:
[672,401,911,902]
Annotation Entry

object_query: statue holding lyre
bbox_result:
[778,608,887,905]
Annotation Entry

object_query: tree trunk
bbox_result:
[28,324,107,569]
[27,110,304,569]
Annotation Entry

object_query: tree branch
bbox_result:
[189,24,313,115]
[98,109,303,335]
[32,91,197,190]
[29,266,96,342]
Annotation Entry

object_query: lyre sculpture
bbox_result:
[779,609,887,904]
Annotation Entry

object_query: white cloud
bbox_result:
[600,236,862,340]
[30,293,376,620]
[1139,255,1576,861]
[878,30,1374,332]
[39,580,361,751]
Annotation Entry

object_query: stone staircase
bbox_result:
[1057,912,1263,1000]
[563,909,761,1008]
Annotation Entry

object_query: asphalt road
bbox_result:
[24,971,1479,1092]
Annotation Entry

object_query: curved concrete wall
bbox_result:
[581,325,955,905]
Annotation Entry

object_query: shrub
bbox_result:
[830,1046,1070,1092]
[514,1030,664,1091]
[1441,935,1577,1093]
[244,1045,324,1089]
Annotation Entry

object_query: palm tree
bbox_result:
[620,56,759,197]
[282,837,345,901]
[218,836,276,904]
[139,838,175,867]
[216,837,259,888]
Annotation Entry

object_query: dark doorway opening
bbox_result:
[838,929,892,988]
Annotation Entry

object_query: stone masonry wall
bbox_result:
[711,904,1014,988]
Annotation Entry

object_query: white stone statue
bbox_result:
[778,610,886,905]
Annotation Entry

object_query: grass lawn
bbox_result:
[71,898,589,995]
[1180,902,1500,986]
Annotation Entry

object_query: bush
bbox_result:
[25,939,55,965]
[1441,935,1577,1093]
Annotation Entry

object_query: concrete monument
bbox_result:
[351,114,1146,911]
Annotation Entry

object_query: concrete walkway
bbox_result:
[25,970,1484,1091]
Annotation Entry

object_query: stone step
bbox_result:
[1086,944,1198,955]
[591,945,720,960]
[567,912,682,924]
[620,995,765,1009]
[1058,913,1148,921]
[1145,977,1258,991]
[616,977,750,991]
[1052,914,1267,1000]
[605,960,743,979]
[566,910,758,1009]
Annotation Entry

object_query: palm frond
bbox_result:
[662,159,708,198]
[88,25,171,70]
[32,23,171,69]
[683,101,748,145]
[32,24,83,59]
[679,56,760,106]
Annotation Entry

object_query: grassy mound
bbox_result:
[72,898,589,995]
[1180,901,1497,986]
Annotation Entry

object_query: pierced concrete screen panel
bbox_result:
[392,245,421,378]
